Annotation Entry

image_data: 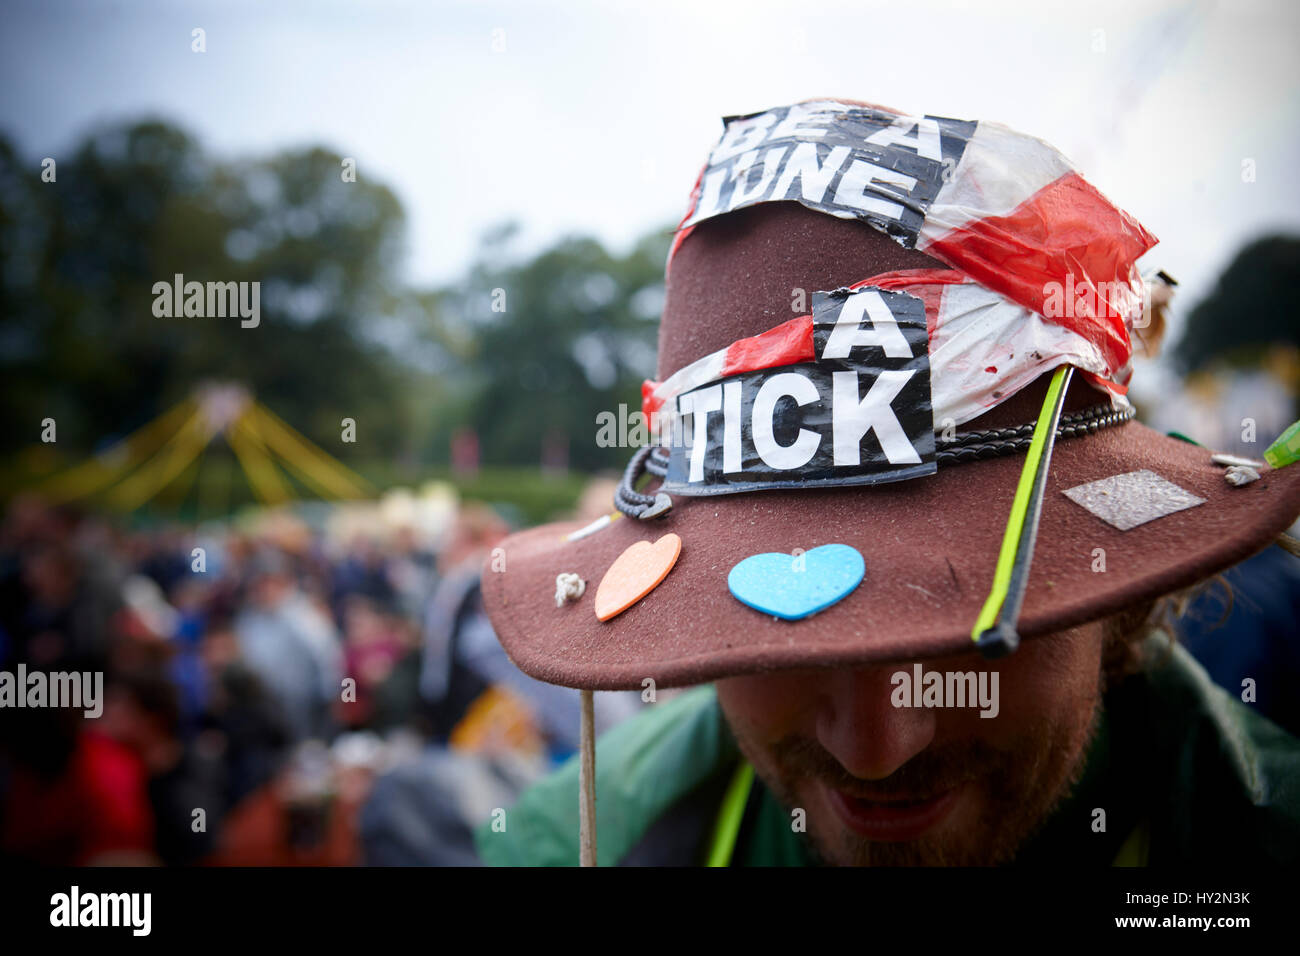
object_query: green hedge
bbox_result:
[0,449,594,529]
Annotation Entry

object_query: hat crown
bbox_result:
[658,201,1111,428]
[658,202,939,382]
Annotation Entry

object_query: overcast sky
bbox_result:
[3,0,1298,359]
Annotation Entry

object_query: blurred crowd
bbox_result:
[0,482,638,866]
[2,471,1297,867]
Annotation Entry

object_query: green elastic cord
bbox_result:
[706,761,754,867]
[971,365,1074,656]
[1111,819,1151,867]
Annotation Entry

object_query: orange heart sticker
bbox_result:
[594,533,682,622]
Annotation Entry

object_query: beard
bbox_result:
[727,695,1102,866]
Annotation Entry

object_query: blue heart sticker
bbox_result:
[727,544,865,621]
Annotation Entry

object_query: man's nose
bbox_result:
[815,664,936,781]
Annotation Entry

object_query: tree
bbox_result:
[442,224,670,472]
[0,121,424,463]
[1174,235,1300,373]
[0,117,674,486]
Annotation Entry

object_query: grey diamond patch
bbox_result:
[1062,469,1205,531]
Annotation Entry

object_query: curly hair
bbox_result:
[1100,574,1233,689]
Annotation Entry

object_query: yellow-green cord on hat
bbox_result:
[972,365,1074,655]
[707,761,754,867]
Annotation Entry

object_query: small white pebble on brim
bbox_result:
[1224,465,1261,487]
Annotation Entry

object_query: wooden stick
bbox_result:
[579,688,597,866]
[1278,532,1300,559]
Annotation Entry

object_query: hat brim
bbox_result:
[481,421,1300,690]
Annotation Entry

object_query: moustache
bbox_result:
[769,734,1013,801]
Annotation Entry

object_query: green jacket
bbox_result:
[474,639,1300,866]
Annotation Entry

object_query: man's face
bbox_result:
[715,621,1105,865]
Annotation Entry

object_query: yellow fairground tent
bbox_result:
[36,383,373,511]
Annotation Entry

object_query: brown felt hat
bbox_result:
[481,200,1300,690]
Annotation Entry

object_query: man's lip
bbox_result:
[824,782,964,841]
